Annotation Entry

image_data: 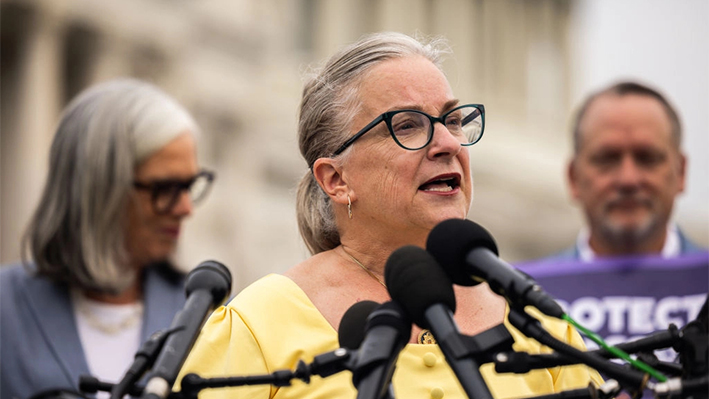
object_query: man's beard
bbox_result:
[597,195,662,252]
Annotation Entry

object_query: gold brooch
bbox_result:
[418,329,437,344]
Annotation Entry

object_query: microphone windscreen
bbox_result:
[339,300,380,350]
[426,219,498,286]
[365,301,411,341]
[384,245,456,329]
[185,260,233,307]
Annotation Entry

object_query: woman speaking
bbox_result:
[179,32,601,398]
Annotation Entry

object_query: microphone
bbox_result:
[293,300,380,383]
[339,301,381,350]
[426,218,564,318]
[675,293,708,380]
[140,260,232,399]
[385,245,494,399]
[350,301,411,399]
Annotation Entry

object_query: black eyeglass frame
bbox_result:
[332,103,485,156]
[133,169,215,215]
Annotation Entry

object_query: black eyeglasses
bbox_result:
[332,103,485,156]
[133,170,215,215]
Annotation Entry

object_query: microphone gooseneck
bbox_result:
[350,301,411,399]
[140,260,232,399]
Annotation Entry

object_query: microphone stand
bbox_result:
[178,369,300,399]
[81,367,310,399]
[498,305,708,399]
[514,380,621,399]
[109,329,175,399]
[79,300,706,399]
[79,375,145,398]
[495,324,683,374]
[179,347,356,399]
[424,321,515,399]
[81,348,358,399]
[505,306,651,396]
[429,322,516,368]
[80,328,183,398]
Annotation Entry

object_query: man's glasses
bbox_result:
[332,104,485,156]
[133,170,215,215]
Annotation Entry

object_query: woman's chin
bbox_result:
[428,210,468,229]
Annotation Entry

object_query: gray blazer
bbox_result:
[0,264,186,399]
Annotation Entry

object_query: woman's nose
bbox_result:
[427,122,462,159]
[170,190,194,217]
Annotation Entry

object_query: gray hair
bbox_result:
[572,81,682,154]
[22,78,200,293]
[296,32,450,255]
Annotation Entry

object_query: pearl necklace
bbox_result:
[341,246,437,345]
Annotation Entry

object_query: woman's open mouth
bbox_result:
[419,174,461,193]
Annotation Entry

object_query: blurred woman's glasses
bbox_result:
[133,170,215,214]
[332,103,485,156]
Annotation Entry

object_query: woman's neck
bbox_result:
[338,242,391,278]
[84,280,142,304]
[339,230,427,275]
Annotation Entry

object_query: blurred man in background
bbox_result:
[552,81,704,261]
[519,82,707,373]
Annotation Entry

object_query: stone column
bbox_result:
[1,6,63,263]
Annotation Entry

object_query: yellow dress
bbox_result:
[178,274,603,399]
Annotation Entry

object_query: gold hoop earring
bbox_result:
[347,195,352,219]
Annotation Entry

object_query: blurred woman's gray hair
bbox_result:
[296,31,450,255]
[22,78,200,293]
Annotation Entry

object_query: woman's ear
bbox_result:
[312,157,349,205]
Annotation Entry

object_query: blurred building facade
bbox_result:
[2,0,705,292]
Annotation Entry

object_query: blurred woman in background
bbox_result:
[0,78,215,399]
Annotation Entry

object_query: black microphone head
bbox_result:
[338,300,380,350]
[426,218,498,286]
[185,260,232,308]
[365,301,412,344]
[384,245,456,330]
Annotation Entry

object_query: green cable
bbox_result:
[561,314,668,382]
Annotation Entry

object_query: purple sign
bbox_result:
[516,252,708,362]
